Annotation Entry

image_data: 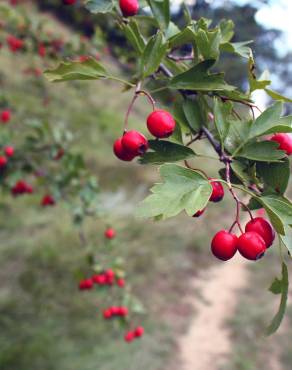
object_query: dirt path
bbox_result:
[178,254,249,370]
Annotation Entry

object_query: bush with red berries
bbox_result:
[43,0,292,336]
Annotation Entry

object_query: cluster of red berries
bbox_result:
[103,306,128,319]
[114,110,176,162]
[270,133,292,155]
[193,178,224,217]
[41,194,56,207]
[79,269,125,290]
[6,35,24,52]
[124,326,144,342]
[1,109,11,124]
[211,216,275,261]
[11,180,33,196]
[119,0,139,17]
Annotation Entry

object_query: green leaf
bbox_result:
[168,26,196,48]
[280,226,292,255]
[236,141,286,162]
[220,41,253,59]
[169,60,236,92]
[219,19,234,43]
[139,140,195,164]
[146,0,170,30]
[194,28,221,60]
[213,97,233,144]
[172,101,192,134]
[249,102,283,139]
[248,55,271,93]
[257,159,290,194]
[258,195,292,235]
[136,164,212,219]
[140,32,168,78]
[265,89,292,103]
[182,99,204,133]
[121,20,145,55]
[266,263,289,336]
[85,0,115,13]
[44,58,108,82]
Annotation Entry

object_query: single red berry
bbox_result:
[93,274,106,285]
[121,130,149,156]
[1,110,11,123]
[209,179,224,202]
[103,308,112,319]
[41,194,55,207]
[0,156,7,168]
[134,326,144,338]
[105,269,115,285]
[124,331,135,343]
[237,232,266,261]
[119,0,139,17]
[193,208,205,218]
[38,44,46,57]
[113,137,136,162]
[117,278,125,287]
[211,230,238,261]
[270,133,292,155]
[146,110,176,138]
[7,35,24,52]
[105,228,116,239]
[245,217,275,248]
[4,146,14,157]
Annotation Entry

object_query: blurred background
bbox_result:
[0,1,291,370]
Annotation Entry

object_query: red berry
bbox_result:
[103,308,112,319]
[110,306,120,316]
[93,274,106,285]
[124,331,135,342]
[113,137,135,162]
[146,110,176,138]
[209,179,224,202]
[119,0,139,17]
[237,232,266,261]
[41,194,55,207]
[4,146,14,157]
[117,278,125,287]
[134,326,144,338]
[26,184,33,194]
[38,44,46,58]
[6,35,24,52]
[245,217,275,248]
[211,230,238,261]
[11,180,33,196]
[1,110,11,123]
[104,228,116,239]
[193,208,205,218]
[270,133,292,155]
[0,156,7,168]
[63,0,76,5]
[121,130,148,156]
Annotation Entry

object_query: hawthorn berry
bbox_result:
[237,232,266,261]
[270,133,292,156]
[119,0,139,17]
[134,326,144,338]
[121,130,148,156]
[104,227,116,239]
[38,44,46,58]
[11,180,33,196]
[1,110,11,123]
[0,156,7,168]
[113,137,135,162]
[7,35,24,52]
[63,0,76,5]
[193,209,205,218]
[103,308,112,319]
[211,230,238,261]
[146,110,176,138]
[41,194,55,207]
[110,306,120,316]
[124,331,135,343]
[245,217,275,248]
[118,306,128,317]
[4,146,14,157]
[209,179,224,203]
[117,278,125,287]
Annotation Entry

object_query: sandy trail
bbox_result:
[179,255,248,370]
